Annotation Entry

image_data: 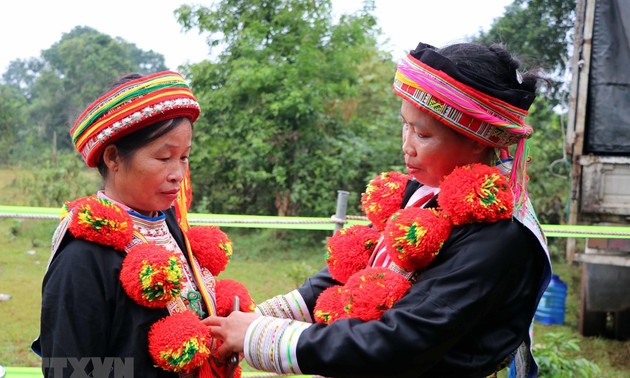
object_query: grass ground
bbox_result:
[1,167,629,377]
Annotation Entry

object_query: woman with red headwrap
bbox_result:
[32,71,253,378]
[204,42,552,378]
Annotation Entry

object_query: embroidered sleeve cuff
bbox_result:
[244,316,310,375]
[255,289,313,322]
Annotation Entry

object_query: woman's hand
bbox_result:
[203,311,260,360]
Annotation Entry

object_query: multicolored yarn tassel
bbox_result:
[510,138,530,206]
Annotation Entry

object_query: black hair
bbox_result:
[410,42,548,110]
[436,43,541,95]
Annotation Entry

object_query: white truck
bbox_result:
[566,0,630,340]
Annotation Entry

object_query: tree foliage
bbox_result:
[0,0,577,231]
[475,0,577,104]
[177,0,401,216]
[1,26,168,154]
[474,0,576,228]
[526,96,570,226]
[0,85,27,165]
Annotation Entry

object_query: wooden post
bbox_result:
[566,0,596,261]
[52,131,57,166]
[333,190,349,234]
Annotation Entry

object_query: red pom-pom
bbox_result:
[187,226,233,276]
[383,207,452,271]
[326,225,381,284]
[120,243,183,308]
[61,196,89,220]
[215,279,256,317]
[148,311,212,373]
[68,196,134,250]
[342,267,411,321]
[314,285,348,324]
[438,164,514,225]
[360,171,411,231]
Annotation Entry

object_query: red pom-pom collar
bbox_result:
[62,195,251,377]
[316,164,516,322]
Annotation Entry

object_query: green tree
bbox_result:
[177,0,400,217]
[475,0,577,103]
[526,96,569,226]
[474,0,576,228]
[0,84,27,165]
[2,26,169,157]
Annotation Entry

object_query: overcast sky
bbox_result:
[0,0,513,73]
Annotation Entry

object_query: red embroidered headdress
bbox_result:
[393,42,536,202]
[70,71,200,168]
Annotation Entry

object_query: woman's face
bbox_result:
[104,120,193,215]
[401,100,489,187]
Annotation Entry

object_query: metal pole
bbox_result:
[334,190,349,234]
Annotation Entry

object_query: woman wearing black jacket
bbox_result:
[204,42,552,378]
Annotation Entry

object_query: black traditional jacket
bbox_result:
[292,181,548,378]
[33,209,185,378]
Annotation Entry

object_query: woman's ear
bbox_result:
[470,141,494,163]
[102,145,121,173]
[468,140,485,153]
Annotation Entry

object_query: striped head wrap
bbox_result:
[393,43,536,202]
[71,70,200,168]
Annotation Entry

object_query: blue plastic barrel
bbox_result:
[534,274,568,325]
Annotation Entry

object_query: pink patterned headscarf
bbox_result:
[393,48,535,203]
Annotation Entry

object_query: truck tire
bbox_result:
[579,269,607,337]
[612,310,630,341]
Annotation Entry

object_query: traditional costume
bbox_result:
[32,71,253,378]
[243,44,552,378]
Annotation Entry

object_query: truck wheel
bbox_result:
[579,272,607,337]
[612,310,630,341]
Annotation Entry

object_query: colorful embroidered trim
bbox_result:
[244,317,309,374]
[255,290,313,323]
[394,54,532,147]
[70,71,200,167]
